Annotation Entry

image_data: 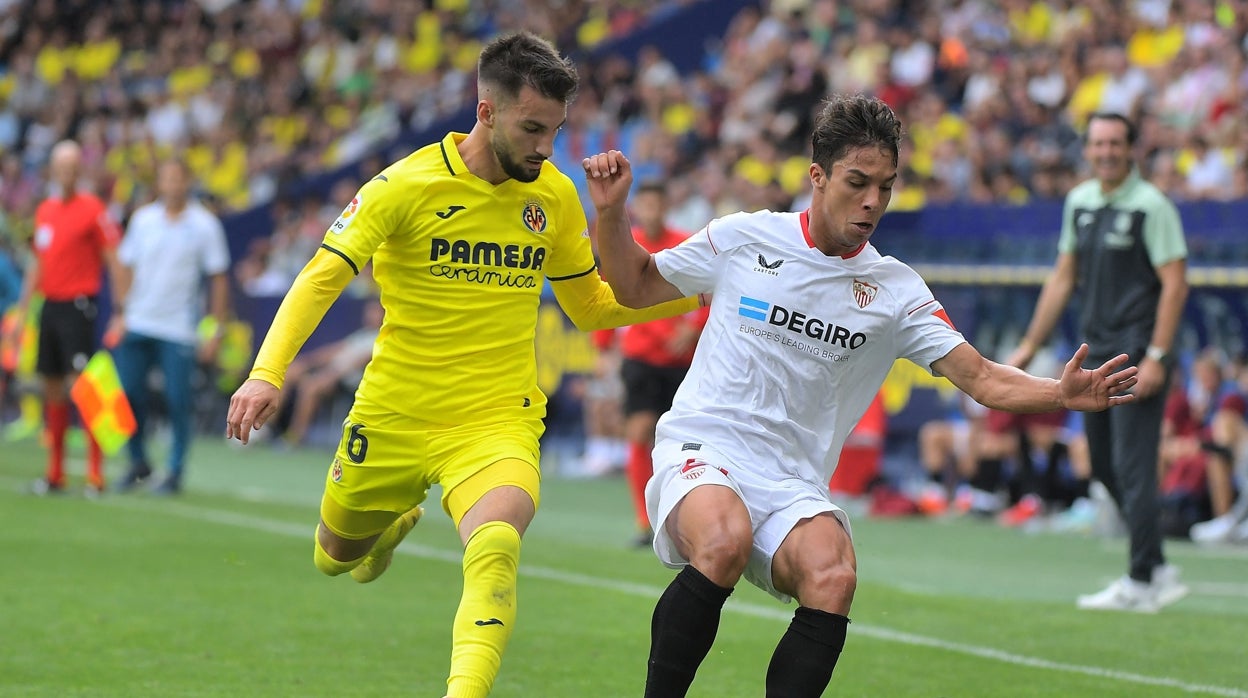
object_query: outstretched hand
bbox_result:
[1059,344,1139,411]
[581,150,632,212]
[226,378,281,444]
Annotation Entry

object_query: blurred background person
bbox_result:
[610,181,707,546]
[111,158,231,495]
[7,140,123,496]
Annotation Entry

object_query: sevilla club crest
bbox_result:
[852,279,878,309]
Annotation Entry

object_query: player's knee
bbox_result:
[798,561,857,613]
[464,521,522,578]
[313,524,369,576]
[313,539,360,577]
[687,528,751,586]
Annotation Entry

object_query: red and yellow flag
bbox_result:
[70,351,137,456]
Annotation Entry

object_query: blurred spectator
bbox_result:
[112,158,231,496]
[609,181,708,547]
[2,0,1246,243]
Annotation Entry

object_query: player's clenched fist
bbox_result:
[226,378,281,444]
[582,150,633,212]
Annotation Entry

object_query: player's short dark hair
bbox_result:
[811,94,902,171]
[635,180,666,197]
[478,31,579,104]
[1085,112,1137,145]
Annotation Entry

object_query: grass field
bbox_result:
[2,432,1247,697]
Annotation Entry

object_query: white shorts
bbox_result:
[646,439,852,602]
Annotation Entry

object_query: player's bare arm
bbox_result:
[1007,252,1076,369]
[934,342,1137,413]
[582,150,683,308]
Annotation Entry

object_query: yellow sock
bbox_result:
[447,521,521,698]
[312,529,366,577]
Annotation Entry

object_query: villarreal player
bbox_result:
[226,31,701,698]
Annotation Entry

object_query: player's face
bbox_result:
[157,161,191,204]
[630,189,666,236]
[489,85,567,183]
[49,148,81,192]
[808,146,896,256]
[1083,118,1132,189]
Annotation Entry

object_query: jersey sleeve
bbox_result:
[652,220,725,296]
[1142,193,1187,267]
[318,175,407,274]
[1057,192,1077,255]
[889,266,967,374]
[200,211,231,275]
[117,208,143,266]
[543,173,596,281]
[93,198,122,249]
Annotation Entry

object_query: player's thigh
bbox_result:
[667,484,752,558]
[648,446,753,573]
[447,458,540,543]
[319,419,432,540]
[436,419,543,532]
[770,511,857,612]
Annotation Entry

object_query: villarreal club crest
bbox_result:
[522,201,547,234]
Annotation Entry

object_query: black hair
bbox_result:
[635,180,666,197]
[811,94,902,171]
[477,31,579,104]
[1085,112,1138,145]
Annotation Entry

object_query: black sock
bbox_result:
[1073,477,1090,500]
[971,458,1002,493]
[645,565,734,698]
[765,606,850,697]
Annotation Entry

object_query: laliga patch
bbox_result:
[331,458,343,482]
[330,194,363,234]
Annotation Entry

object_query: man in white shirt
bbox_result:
[111,159,231,494]
[583,94,1140,698]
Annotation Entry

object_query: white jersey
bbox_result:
[652,209,966,486]
[119,200,230,345]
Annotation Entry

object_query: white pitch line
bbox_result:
[103,497,1248,698]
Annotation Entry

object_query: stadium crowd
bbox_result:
[2,0,1248,543]
[0,1,1245,251]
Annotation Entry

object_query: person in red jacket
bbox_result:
[615,181,709,546]
[7,140,124,495]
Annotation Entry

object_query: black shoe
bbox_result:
[28,478,65,496]
[115,463,153,492]
[631,529,654,548]
[151,475,182,496]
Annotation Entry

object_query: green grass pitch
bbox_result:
[2,433,1246,697]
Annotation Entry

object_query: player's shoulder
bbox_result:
[186,200,227,228]
[74,191,109,214]
[129,201,163,223]
[1066,178,1102,202]
[1129,177,1177,209]
[863,250,931,296]
[706,209,802,250]
[371,143,445,188]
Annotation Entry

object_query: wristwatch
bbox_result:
[1145,345,1171,364]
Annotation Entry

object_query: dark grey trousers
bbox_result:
[1082,381,1169,583]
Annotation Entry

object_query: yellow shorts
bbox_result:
[320,415,543,538]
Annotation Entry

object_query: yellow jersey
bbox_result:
[321,132,597,428]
